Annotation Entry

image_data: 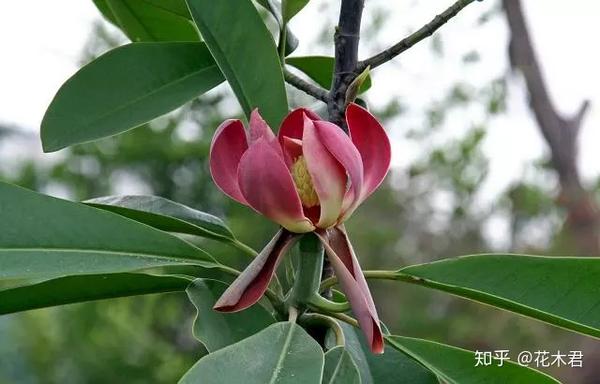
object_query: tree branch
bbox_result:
[328,0,365,127]
[283,68,329,102]
[358,0,479,71]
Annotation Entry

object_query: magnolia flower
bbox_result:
[209,103,391,354]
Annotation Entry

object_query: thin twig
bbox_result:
[283,68,329,102]
[358,0,479,71]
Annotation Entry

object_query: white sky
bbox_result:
[0,0,599,213]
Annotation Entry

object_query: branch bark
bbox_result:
[358,0,478,71]
[283,68,329,102]
[503,0,598,255]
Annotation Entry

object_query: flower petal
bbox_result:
[346,103,391,202]
[313,120,364,221]
[278,107,321,144]
[238,138,315,233]
[316,225,384,354]
[303,117,347,228]
[209,119,248,205]
[214,229,299,312]
[249,109,276,143]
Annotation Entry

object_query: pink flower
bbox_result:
[209,103,391,354]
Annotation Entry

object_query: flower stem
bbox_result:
[300,313,346,346]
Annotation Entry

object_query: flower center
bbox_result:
[291,156,319,208]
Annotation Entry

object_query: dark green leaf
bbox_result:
[283,0,310,22]
[186,279,275,351]
[179,322,323,384]
[399,254,600,338]
[386,336,560,384]
[93,0,199,42]
[322,346,360,384]
[333,323,437,384]
[186,0,289,128]
[0,273,191,315]
[0,182,215,282]
[86,195,235,241]
[42,42,224,152]
[286,56,371,93]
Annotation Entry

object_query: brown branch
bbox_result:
[283,68,329,102]
[503,0,598,254]
[358,0,479,71]
[328,0,365,127]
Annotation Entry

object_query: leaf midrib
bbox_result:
[268,324,296,384]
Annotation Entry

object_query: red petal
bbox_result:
[313,120,364,221]
[209,119,248,205]
[249,109,276,143]
[303,117,346,228]
[316,226,384,354]
[278,108,321,145]
[346,103,391,202]
[238,138,315,233]
[214,229,299,312]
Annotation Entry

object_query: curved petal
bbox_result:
[209,119,248,205]
[346,103,391,202]
[277,107,321,145]
[316,226,384,354]
[238,138,314,233]
[249,109,276,143]
[214,229,299,312]
[313,120,364,221]
[303,117,346,228]
[282,136,303,168]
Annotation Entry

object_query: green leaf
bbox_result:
[85,195,235,242]
[179,322,323,384]
[286,56,372,93]
[386,336,560,384]
[283,0,310,22]
[0,182,215,282]
[41,42,224,152]
[322,346,360,384]
[0,273,191,315]
[186,279,275,352]
[399,254,600,338]
[333,323,437,384]
[186,0,289,128]
[93,0,199,42]
[256,0,299,55]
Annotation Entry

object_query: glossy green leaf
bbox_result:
[386,336,560,384]
[399,254,600,338]
[322,346,360,384]
[0,273,191,315]
[332,323,437,384]
[179,322,324,384]
[186,0,289,128]
[0,182,215,282]
[286,56,371,93]
[42,42,224,152]
[85,195,235,242]
[187,279,275,352]
[283,0,310,22]
[93,0,199,42]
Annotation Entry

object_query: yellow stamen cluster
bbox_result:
[291,156,319,207]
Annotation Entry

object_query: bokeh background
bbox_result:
[1,1,599,383]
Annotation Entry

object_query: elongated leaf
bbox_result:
[0,182,215,282]
[93,0,199,42]
[0,273,191,315]
[256,0,299,55]
[86,195,235,241]
[322,347,360,384]
[283,0,310,22]
[286,56,371,93]
[187,0,289,128]
[187,279,275,352]
[399,254,600,338]
[331,323,437,384]
[42,42,224,152]
[386,336,560,384]
[179,322,323,384]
